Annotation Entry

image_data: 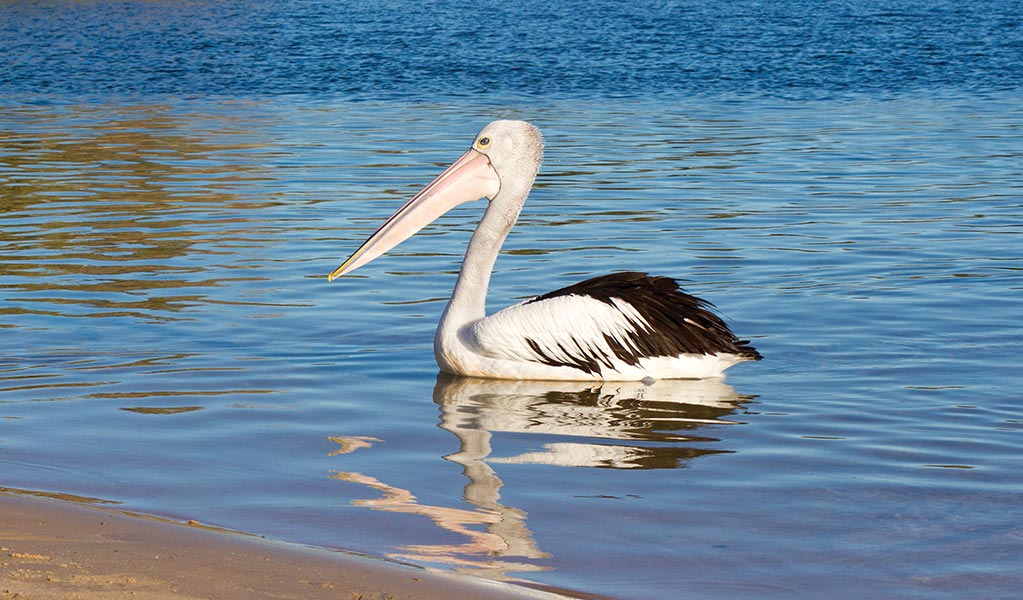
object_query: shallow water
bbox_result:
[3,1,1023,599]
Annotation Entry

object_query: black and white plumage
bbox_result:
[474,272,761,376]
[328,121,761,381]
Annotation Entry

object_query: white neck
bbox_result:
[434,171,532,353]
[437,199,519,333]
[432,120,542,368]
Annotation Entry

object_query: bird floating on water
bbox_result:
[328,120,761,381]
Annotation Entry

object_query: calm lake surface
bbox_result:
[2,1,1022,598]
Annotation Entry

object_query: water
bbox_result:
[2,1,1022,598]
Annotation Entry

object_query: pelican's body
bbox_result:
[329,121,760,381]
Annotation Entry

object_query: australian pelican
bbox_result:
[328,120,761,381]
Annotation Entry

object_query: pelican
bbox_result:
[328,120,761,381]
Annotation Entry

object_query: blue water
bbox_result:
[3,0,1022,100]
[2,1,1022,599]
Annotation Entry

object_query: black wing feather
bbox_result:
[527,272,762,365]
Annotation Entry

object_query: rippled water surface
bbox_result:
[2,1,1022,599]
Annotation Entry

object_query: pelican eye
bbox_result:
[476,136,492,150]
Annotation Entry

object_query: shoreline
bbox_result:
[0,491,567,600]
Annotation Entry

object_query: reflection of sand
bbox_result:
[329,375,748,579]
[0,491,555,600]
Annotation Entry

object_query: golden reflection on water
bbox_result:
[119,406,205,415]
[329,375,749,579]
[1,103,286,323]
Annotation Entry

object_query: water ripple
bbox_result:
[1,94,1020,599]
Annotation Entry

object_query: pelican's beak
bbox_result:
[328,148,500,281]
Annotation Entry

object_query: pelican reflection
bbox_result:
[329,375,750,579]
[437,374,748,470]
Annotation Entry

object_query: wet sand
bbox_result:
[0,492,563,600]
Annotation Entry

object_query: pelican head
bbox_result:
[328,120,544,281]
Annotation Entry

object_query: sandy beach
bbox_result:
[0,492,565,600]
